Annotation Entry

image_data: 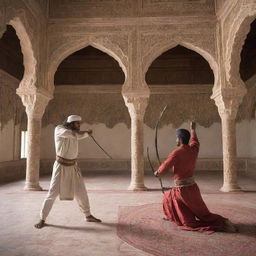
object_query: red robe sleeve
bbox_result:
[190,130,200,153]
[157,151,177,175]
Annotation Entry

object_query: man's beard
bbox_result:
[70,123,80,131]
[72,127,80,131]
[176,141,181,147]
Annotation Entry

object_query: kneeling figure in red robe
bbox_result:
[154,122,237,233]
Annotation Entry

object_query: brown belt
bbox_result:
[174,177,195,187]
[56,156,77,166]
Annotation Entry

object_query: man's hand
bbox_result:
[76,129,92,135]
[190,121,196,131]
[154,170,159,177]
[86,129,92,135]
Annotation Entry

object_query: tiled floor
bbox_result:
[0,170,255,256]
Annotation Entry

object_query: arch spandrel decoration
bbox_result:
[48,34,129,92]
[225,6,256,87]
[0,7,40,128]
[142,39,219,91]
[3,5,40,91]
[225,4,256,122]
[9,17,37,91]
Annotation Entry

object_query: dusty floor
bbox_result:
[0,170,255,256]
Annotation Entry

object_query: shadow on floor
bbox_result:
[45,221,125,231]
[236,223,256,238]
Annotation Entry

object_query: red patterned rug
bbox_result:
[117,203,256,256]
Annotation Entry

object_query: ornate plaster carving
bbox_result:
[2,2,49,91]
[3,4,40,92]
[91,34,129,68]
[224,2,256,84]
[6,4,38,52]
[211,87,247,120]
[123,94,150,120]
[9,17,37,85]
[49,0,132,19]
[16,88,52,119]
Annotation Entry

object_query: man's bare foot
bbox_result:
[86,215,102,222]
[34,220,45,229]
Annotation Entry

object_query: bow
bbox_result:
[151,105,168,192]
[155,105,168,165]
[89,134,112,159]
[147,147,164,194]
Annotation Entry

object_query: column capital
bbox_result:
[123,91,150,119]
[211,86,247,120]
[16,88,53,119]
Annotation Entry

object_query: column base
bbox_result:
[128,183,148,191]
[24,182,43,191]
[220,183,242,192]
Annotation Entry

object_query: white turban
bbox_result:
[67,115,82,123]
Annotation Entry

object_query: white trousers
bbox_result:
[40,162,91,220]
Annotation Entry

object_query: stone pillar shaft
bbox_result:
[212,86,246,192]
[220,114,240,192]
[25,116,42,190]
[130,111,145,190]
[17,89,52,191]
[123,94,149,191]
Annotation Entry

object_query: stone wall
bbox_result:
[40,119,256,159]
[0,160,26,184]
[38,158,249,176]
[48,0,215,19]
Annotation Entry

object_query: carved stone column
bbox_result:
[212,87,246,192]
[220,112,240,192]
[123,93,149,190]
[17,88,52,190]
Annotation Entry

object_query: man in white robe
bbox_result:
[35,115,101,229]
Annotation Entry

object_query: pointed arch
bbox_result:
[143,41,219,90]
[8,17,37,90]
[48,39,128,92]
[227,9,256,84]
[143,42,219,90]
